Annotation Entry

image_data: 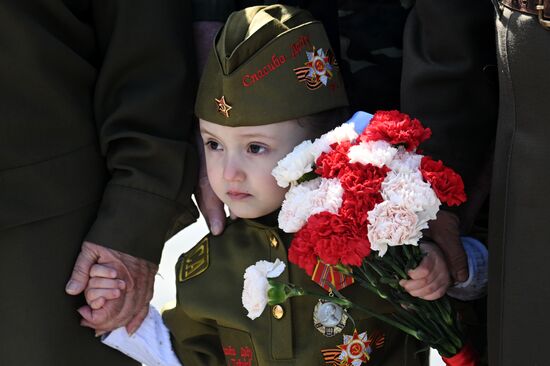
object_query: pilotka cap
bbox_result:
[195,4,348,126]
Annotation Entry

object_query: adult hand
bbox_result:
[399,241,452,300]
[194,128,227,235]
[425,210,468,283]
[65,241,157,335]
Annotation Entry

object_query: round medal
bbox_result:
[313,299,348,337]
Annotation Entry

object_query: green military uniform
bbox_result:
[164,5,427,366]
[0,1,198,364]
[489,2,550,365]
[164,215,427,366]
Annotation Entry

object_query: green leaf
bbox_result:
[296,171,319,184]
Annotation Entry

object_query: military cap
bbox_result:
[195,4,348,126]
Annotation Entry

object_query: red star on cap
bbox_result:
[215,96,232,118]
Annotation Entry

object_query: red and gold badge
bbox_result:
[336,329,372,365]
[321,329,384,365]
[214,96,232,118]
[294,46,338,90]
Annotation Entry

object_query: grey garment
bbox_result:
[489,7,550,366]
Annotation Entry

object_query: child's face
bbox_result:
[200,119,312,219]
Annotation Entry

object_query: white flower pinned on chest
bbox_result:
[242,259,286,320]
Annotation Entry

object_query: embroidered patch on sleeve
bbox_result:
[178,237,209,282]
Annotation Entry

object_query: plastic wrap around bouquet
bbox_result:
[244,111,476,365]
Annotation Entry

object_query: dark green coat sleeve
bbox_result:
[84,0,199,263]
[163,304,225,366]
[400,0,498,232]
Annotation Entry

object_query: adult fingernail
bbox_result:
[65,280,78,293]
[210,220,223,235]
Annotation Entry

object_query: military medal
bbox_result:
[311,260,354,337]
[321,329,384,365]
[336,329,373,366]
[313,299,348,337]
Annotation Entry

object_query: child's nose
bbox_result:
[223,156,245,182]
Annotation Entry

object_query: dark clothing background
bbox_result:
[400,1,498,362]
[0,1,198,364]
[401,0,498,239]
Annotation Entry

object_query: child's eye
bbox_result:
[205,140,222,151]
[248,144,267,154]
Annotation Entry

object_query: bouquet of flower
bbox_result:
[242,111,477,365]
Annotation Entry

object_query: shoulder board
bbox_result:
[178,236,209,282]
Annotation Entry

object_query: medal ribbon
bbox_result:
[311,260,354,292]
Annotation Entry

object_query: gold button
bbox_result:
[272,305,284,319]
[270,236,279,248]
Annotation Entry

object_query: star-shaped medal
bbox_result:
[214,96,232,118]
[337,329,372,366]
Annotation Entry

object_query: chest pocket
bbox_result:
[218,325,258,366]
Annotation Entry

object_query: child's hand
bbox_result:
[85,264,126,310]
[399,242,451,300]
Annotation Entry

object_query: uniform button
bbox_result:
[272,305,284,319]
[270,236,279,248]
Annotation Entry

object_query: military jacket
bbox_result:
[164,216,427,366]
[0,0,199,263]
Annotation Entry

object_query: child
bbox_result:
[89,5,487,365]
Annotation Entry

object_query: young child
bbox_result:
[88,5,487,366]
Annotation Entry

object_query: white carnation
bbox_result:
[348,140,398,167]
[272,140,315,188]
[380,170,440,226]
[387,150,422,173]
[309,123,359,161]
[367,201,424,256]
[242,259,286,320]
[323,122,358,145]
[278,178,343,233]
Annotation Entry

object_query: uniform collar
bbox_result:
[243,209,280,229]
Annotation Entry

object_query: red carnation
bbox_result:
[420,156,467,206]
[339,163,390,195]
[289,212,371,272]
[288,227,319,276]
[360,110,431,151]
[315,141,353,179]
[339,191,383,226]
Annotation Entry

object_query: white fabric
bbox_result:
[102,306,182,366]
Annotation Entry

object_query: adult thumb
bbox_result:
[66,241,97,295]
[427,211,468,283]
[196,176,226,236]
